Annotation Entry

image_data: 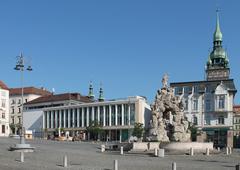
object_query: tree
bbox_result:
[132,122,144,139]
[86,120,103,140]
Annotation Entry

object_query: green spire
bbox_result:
[98,84,104,102]
[213,9,223,43]
[88,81,94,100]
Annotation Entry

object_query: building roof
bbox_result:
[9,87,52,96]
[233,105,240,114]
[0,81,9,90]
[25,93,92,105]
[170,79,237,93]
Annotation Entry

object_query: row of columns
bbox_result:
[43,104,132,129]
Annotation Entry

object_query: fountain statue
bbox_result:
[148,74,191,142]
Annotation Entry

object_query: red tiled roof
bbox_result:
[9,87,51,96]
[25,93,92,105]
[233,105,240,113]
[0,81,9,90]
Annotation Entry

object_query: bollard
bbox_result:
[114,160,118,170]
[20,152,24,163]
[229,147,232,154]
[120,146,123,155]
[63,155,68,167]
[154,148,158,157]
[206,148,210,156]
[236,164,240,170]
[190,147,194,156]
[158,149,165,158]
[101,145,105,153]
[226,147,229,155]
[172,162,176,170]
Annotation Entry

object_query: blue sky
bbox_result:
[0,1,239,103]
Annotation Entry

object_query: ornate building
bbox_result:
[170,12,237,148]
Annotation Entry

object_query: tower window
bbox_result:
[218,116,224,125]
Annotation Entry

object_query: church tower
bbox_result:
[205,11,230,81]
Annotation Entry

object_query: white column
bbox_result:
[51,111,54,129]
[64,109,66,128]
[58,110,62,127]
[121,104,124,126]
[92,107,94,121]
[72,109,75,128]
[43,111,46,129]
[115,105,118,126]
[55,110,58,128]
[97,106,100,123]
[81,108,84,127]
[128,104,130,126]
[77,108,80,127]
[109,105,112,126]
[68,109,70,128]
[87,107,89,127]
[103,106,106,127]
[47,111,50,128]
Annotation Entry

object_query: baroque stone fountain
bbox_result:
[148,74,191,142]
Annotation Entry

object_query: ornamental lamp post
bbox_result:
[10,53,34,151]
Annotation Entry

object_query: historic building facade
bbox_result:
[0,81,10,136]
[170,12,237,148]
[9,87,51,135]
[233,105,240,148]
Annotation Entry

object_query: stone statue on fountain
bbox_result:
[148,74,191,142]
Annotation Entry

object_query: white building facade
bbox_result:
[0,81,10,136]
[9,87,51,135]
[42,96,151,141]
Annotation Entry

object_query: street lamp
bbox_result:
[10,52,34,151]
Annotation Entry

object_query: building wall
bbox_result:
[0,88,10,136]
[172,83,234,128]
[9,94,42,134]
[23,96,151,140]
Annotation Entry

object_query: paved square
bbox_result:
[0,138,239,170]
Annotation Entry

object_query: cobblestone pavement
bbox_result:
[0,137,239,170]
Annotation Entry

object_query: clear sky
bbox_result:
[0,0,239,104]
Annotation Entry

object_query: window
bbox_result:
[193,86,198,93]
[175,87,183,95]
[218,95,225,109]
[2,112,5,119]
[193,116,198,125]
[205,86,211,93]
[12,117,14,124]
[18,117,21,124]
[184,86,192,94]
[12,107,15,114]
[193,99,198,111]
[18,99,21,104]
[205,100,211,111]
[25,99,28,103]
[2,125,5,134]
[1,99,6,108]
[218,116,224,125]
[11,99,15,105]
[18,107,21,113]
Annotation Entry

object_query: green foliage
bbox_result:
[86,120,103,140]
[9,124,15,131]
[189,124,197,141]
[132,122,144,138]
